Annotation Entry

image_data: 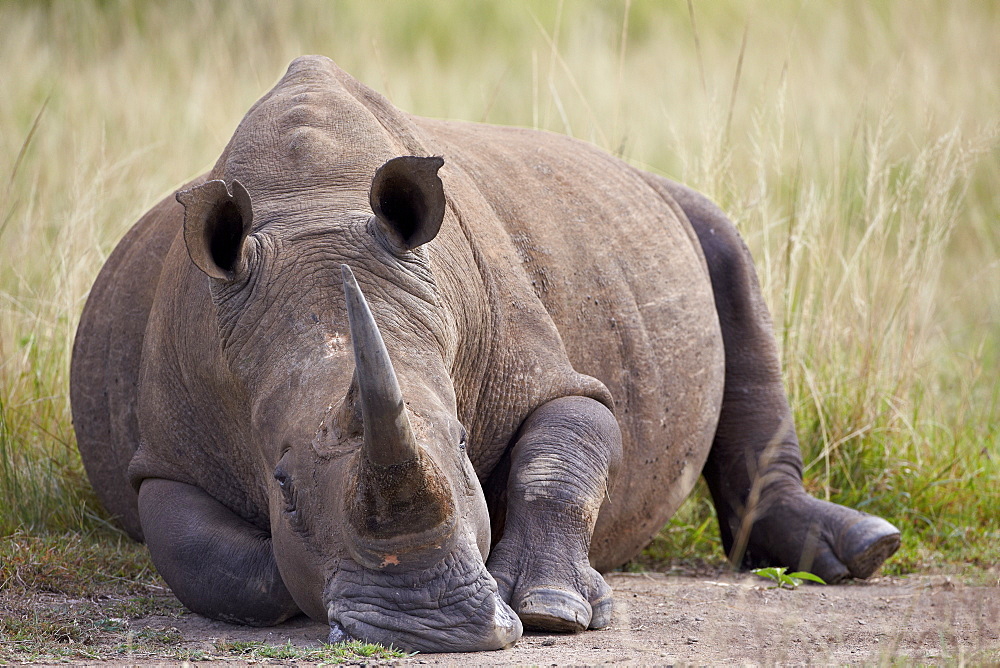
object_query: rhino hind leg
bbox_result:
[660,179,901,583]
[486,396,622,633]
[138,478,300,626]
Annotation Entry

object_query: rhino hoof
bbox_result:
[515,587,591,633]
[838,516,901,580]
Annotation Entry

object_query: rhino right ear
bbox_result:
[177,179,254,281]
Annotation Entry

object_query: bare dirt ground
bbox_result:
[116,570,1000,665]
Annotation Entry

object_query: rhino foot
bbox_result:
[516,588,599,633]
[489,542,613,633]
[513,582,613,633]
[486,395,622,633]
[836,514,901,579]
[740,493,901,584]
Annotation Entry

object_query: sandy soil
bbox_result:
[127,571,1000,665]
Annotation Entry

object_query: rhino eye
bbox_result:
[274,465,296,511]
[458,428,468,451]
[274,456,308,533]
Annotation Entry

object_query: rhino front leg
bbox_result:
[486,396,622,633]
[138,478,301,626]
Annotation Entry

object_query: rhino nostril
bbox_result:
[328,619,351,644]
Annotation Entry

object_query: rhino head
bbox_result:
[175,155,521,652]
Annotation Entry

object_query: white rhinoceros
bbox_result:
[71,56,899,652]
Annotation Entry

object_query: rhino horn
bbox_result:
[341,264,419,467]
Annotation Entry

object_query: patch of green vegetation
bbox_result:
[0,530,160,597]
[0,530,185,662]
[0,582,398,664]
[751,566,826,589]
[214,639,406,663]
[0,529,402,664]
[0,606,402,664]
[0,598,178,662]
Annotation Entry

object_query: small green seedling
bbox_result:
[751,566,827,589]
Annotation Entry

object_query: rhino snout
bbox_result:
[328,593,521,653]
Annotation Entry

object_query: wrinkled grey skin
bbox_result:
[71,56,900,653]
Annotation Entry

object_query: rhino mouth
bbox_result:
[325,551,522,653]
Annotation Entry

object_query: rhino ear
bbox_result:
[177,179,254,280]
[369,156,445,251]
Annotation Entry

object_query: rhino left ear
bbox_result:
[177,179,254,281]
[369,156,445,251]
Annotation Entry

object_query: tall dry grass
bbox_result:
[1,1,997,568]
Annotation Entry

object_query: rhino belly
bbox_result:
[419,120,725,569]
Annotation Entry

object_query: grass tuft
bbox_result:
[213,639,406,663]
[0,530,160,597]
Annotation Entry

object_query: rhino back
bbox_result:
[71,178,204,540]
[416,119,725,568]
